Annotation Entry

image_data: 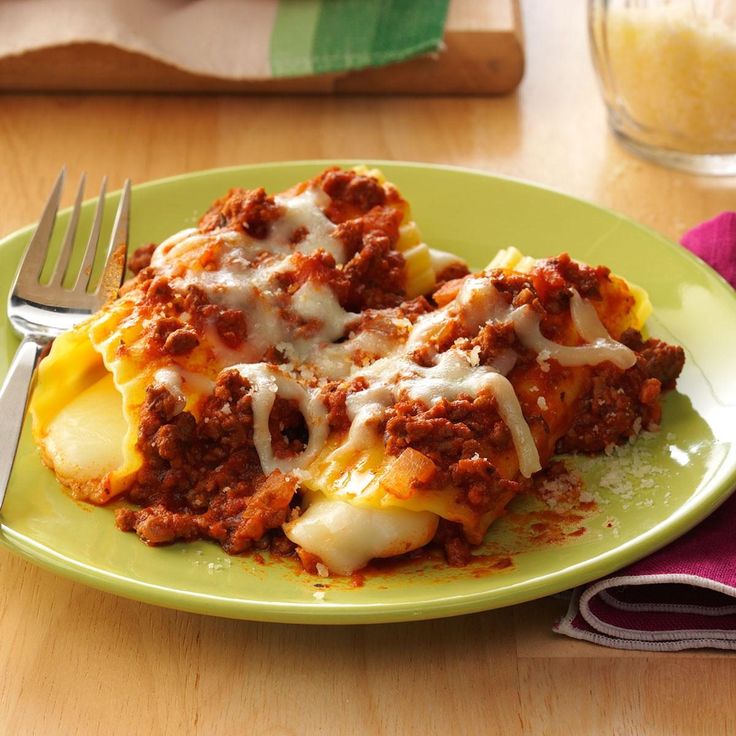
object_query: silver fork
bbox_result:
[0,170,131,508]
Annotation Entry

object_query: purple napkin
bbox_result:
[555,212,736,651]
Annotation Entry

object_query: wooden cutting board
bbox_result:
[0,0,523,95]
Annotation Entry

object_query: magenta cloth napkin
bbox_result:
[555,212,736,651]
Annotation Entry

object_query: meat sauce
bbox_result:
[114,170,685,572]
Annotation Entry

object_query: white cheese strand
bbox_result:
[404,351,540,477]
[475,372,542,478]
[152,189,344,274]
[339,347,541,478]
[339,277,637,478]
[569,288,611,341]
[407,276,510,352]
[337,385,396,458]
[511,303,636,369]
[430,351,539,475]
[232,364,328,475]
[149,227,201,269]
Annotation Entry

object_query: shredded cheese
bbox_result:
[603,4,736,154]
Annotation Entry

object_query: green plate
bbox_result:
[1,161,735,624]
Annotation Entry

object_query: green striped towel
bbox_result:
[270,0,450,78]
[0,0,449,82]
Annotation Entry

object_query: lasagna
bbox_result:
[29,167,685,575]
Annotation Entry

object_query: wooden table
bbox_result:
[1,2,734,734]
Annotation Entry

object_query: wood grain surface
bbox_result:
[1,2,735,735]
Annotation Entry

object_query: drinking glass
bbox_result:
[589,0,736,175]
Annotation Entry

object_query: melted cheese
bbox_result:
[512,301,636,369]
[290,281,357,355]
[330,277,542,477]
[342,348,540,478]
[232,363,329,475]
[151,190,344,271]
[151,187,350,367]
[283,493,439,575]
[275,188,344,262]
[407,276,508,352]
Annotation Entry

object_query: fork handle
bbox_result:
[0,337,44,510]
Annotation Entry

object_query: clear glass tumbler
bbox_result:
[589,0,736,175]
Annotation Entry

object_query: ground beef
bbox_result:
[151,317,183,342]
[396,296,433,322]
[218,472,297,553]
[557,329,684,454]
[277,250,351,308]
[162,327,199,356]
[467,321,519,366]
[341,230,406,310]
[321,169,387,223]
[269,531,297,557]
[320,382,351,433]
[128,242,157,274]
[620,329,686,389]
[556,373,643,454]
[269,398,308,458]
[145,317,200,357]
[117,371,302,553]
[432,520,473,567]
[140,384,185,428]
[116,507,203,545]
[132,277,262,358]
[450,456,517,512]
[118,472,296,553]
[332,219,365,258]
[487,271,536,303]
[530,253,606,313]
[556,368,656,454]
[275,241,408,314]
[215,309,248,349]
[199,187,284,239]
[385,393,518,517]
[289,226,308,244]
[333,207,403,259]
[144,276,173,303]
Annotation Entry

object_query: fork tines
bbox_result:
[13,169,130,312]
